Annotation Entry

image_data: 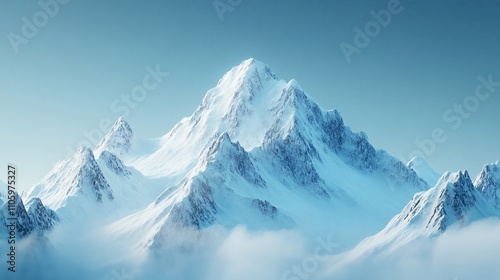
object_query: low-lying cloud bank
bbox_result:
[1,219,499,280]
[320,218,500,280]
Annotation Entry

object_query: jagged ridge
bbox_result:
[474,161,500,210]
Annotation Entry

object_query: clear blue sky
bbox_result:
[1,0,499,190]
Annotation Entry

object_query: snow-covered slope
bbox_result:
[103,59,428,251]
[25,147,114,211]
[407,156,441,187]
[389,171,496,233]
[24,145,166,225]
[94,117,135,157]
[12,59,500,280]
[474,161,500,210]
[345,170,499,259]
[101,60,425,189]
[95,150,169,214]
[117,59,290,180]
[22,59,427,255]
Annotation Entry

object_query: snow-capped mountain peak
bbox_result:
[103,59,432,252]
[345,170,499,261]
[26,146,114,211]
[25,197,60,234]
[75,146,95,163]
[474,161,500,210]
[0,192,34,238]
[125,59,296,178]
[198,59,279,130]
[215,58,277,90]
[24,59,430,257]
[94,117,134,157]
[200,132,267,188]
[193,59,284,148]
[1,192,59,239]
[386,170,496,234]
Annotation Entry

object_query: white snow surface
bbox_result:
[9,59,499,280]
[27,59,427,245]
[474,160,500,210]
[341,170,499,262]
[98,58,429,251]
[407,156,442,187]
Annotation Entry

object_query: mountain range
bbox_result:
[1,59,499,279]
